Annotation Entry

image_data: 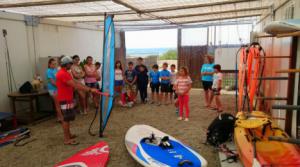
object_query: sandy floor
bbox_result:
[0,89,235,167]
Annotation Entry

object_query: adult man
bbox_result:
[134,57,148,73]
[56,56,99,145]
[134,57,148,101]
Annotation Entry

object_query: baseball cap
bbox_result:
[60,56,73,65]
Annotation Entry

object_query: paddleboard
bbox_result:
[125,124,207,167]
[264,19,300,35]
[55,142,109,167]
[0,127,29,147]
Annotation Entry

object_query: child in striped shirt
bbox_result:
[174,67,192,121]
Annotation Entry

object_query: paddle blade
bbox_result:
[252,158,261,167]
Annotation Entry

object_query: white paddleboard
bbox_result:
[125,124,207,167]
[264,19,300,35]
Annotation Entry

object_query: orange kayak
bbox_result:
[234,111,300,167]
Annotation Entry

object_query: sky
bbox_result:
[125,29,177,49]
[125,24,253,49]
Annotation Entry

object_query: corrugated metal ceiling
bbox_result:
[0,0,288,30]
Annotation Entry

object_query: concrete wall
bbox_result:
[0,11,103,112]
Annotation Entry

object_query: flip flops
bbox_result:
[209,106,218,110]
[70,134,77,139]
[64,140,79,146]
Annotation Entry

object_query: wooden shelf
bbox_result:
[276,69,300,73]
[256,77,288,80]
[255,56,290,59]
[256,97,288,100]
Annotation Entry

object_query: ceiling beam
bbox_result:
[112,0,142,14]
[0,0,111,8]
[39,11,134,18]
[163,6,268,19]
[86,19,256,31]
[142,0,259,13]
[76,14,261,27]
[176,13,261,25]
[38,0,262,18]
[119,21,255,31]
[112,0,178,25]
[72,6,268,22]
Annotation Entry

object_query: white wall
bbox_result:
[0,11,103,112]
[214,47,239,70]
[36,24,103,62]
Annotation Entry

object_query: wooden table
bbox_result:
[7,90,54,124]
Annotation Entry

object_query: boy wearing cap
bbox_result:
[56,56,100,145]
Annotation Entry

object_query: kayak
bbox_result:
[234,111,300,167]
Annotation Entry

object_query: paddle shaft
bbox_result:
[268,136,300,145]
[247,115,285,120]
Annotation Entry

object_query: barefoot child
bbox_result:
[170,64,177,104]
[95,62,102,89]
[46,58,62,121]
[124,62,137,103]
[149,64,160,104]
[174,67,192,121]
[211,64,223,112]
[114,60,126,106]
[160,63,171,105]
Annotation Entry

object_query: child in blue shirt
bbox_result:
[149,64,160,104]
[46,58,62,121]
[160,62,171,105]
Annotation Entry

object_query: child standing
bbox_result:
[114,60,126,106]
[137,66,149,103]
[149,64,160,104]
[95,62,102,89]
[124,62,137,103]
[160,63,171,105]
[211,64,223,112]
[170,64,177,104]
[46,58,62,121]
[174,67,192,121]
[201,55,214,107]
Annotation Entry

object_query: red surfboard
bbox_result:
[55,142,109,167]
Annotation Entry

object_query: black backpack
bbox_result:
[19,81,34,94]
[206,113,236,146]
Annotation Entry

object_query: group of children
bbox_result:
[114,57,193,121]
[48,55,223,123]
